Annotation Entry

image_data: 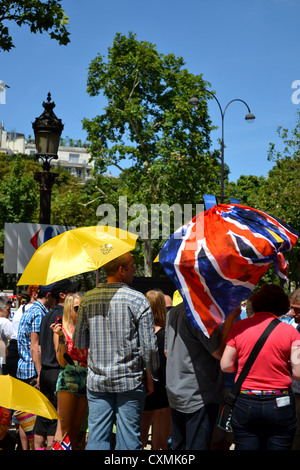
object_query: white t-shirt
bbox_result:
[0,317,12,367]
[0,317,12,344]
[11,303,33,340]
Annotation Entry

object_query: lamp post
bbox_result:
[32,93,64,224]
[189,88,255,203]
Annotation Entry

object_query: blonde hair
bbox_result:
[62,292,82,337]
[146,290,167,328]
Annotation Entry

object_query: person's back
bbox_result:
[221,284,300,450]
[40,304,63,368]
[165,302,223,413]
[165,302,224,450]
[73,252,159,450]
[17,300,46,380]
[227,312,300,391]
[75,282,158,392]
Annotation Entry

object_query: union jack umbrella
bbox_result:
[157,204,299,337]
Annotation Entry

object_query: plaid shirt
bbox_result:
[73,283,159,392]
[17,300,48,380]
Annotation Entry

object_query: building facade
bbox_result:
[0,126,94,182]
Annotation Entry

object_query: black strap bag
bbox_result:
[217,317,280,432]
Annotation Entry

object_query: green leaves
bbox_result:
[0,0,70,51]
[82,32,222,274]
[83,32,216,180]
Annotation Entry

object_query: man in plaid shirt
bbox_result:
[17,284,56,386]
[73,252,159,450]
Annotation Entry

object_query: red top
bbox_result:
[63,327,88,367]
[226,312,300,390]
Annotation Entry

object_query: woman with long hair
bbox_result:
[51,293,88,450]
[141,289,171,450]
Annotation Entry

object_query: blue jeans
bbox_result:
[86,383,146,450]
[232,393,297,450]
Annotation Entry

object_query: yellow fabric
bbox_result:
[0,375,61,420]
[172,290,183,306]
[18,225,138,285]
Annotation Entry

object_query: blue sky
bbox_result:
[1,0,299,183]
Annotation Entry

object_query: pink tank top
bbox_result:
[63,326,88,367]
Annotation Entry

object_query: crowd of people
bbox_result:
[0,251,300,451]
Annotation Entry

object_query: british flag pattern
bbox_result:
[158,204,299,337]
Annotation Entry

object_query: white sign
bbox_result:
[4,223,75,274]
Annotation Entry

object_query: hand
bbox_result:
[50,322,64,338]
[145,369,154,396]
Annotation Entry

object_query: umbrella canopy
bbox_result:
[157,204,299,337]
[17,225,138,285]
[0,375,61,420]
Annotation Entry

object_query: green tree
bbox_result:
[0,154,40,224]
[0,0,70,52]
[248,112,300,287]
[0,154,101,289]
[227,174,266,206]
[83,32,221,275]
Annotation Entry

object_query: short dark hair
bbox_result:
[251,284,290,317]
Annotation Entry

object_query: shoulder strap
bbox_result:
[226,317,280,405]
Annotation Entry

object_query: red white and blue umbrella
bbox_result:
[157,204,299,337]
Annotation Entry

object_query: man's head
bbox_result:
[0,297,12,318]
[37,284,57,310]
[103,252,136,285]
[27,285,39,303]
[50,278,81,305]
[290,288,300,324]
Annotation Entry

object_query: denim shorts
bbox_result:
[56,364,87,397]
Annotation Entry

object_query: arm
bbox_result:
[145,368,154,395]
[73,303,89,350]
[138,303,159,380]
[212,306,241,360]
[50,323,67,367]
[220,344,238,373]
[30,331,42,388]
[290,344,300,380]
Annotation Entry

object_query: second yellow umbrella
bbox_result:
[0,375,61,420]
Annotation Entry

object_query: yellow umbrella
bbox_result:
[0,375,61,420]
[17,225,138,285]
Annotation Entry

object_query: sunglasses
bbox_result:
[74,305,79,312]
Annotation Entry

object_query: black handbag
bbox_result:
[217,317,280,432]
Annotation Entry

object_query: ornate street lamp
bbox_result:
[32,93,64,224]
[189,88,255,203]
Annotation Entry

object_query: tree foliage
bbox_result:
[83,32,222,274]
[0,0,70,52]
[0,154,100,289]
[227,174,266,207]
[229,112,300,287]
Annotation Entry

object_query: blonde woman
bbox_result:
[141,290,171,450]
[51,293,88,450]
